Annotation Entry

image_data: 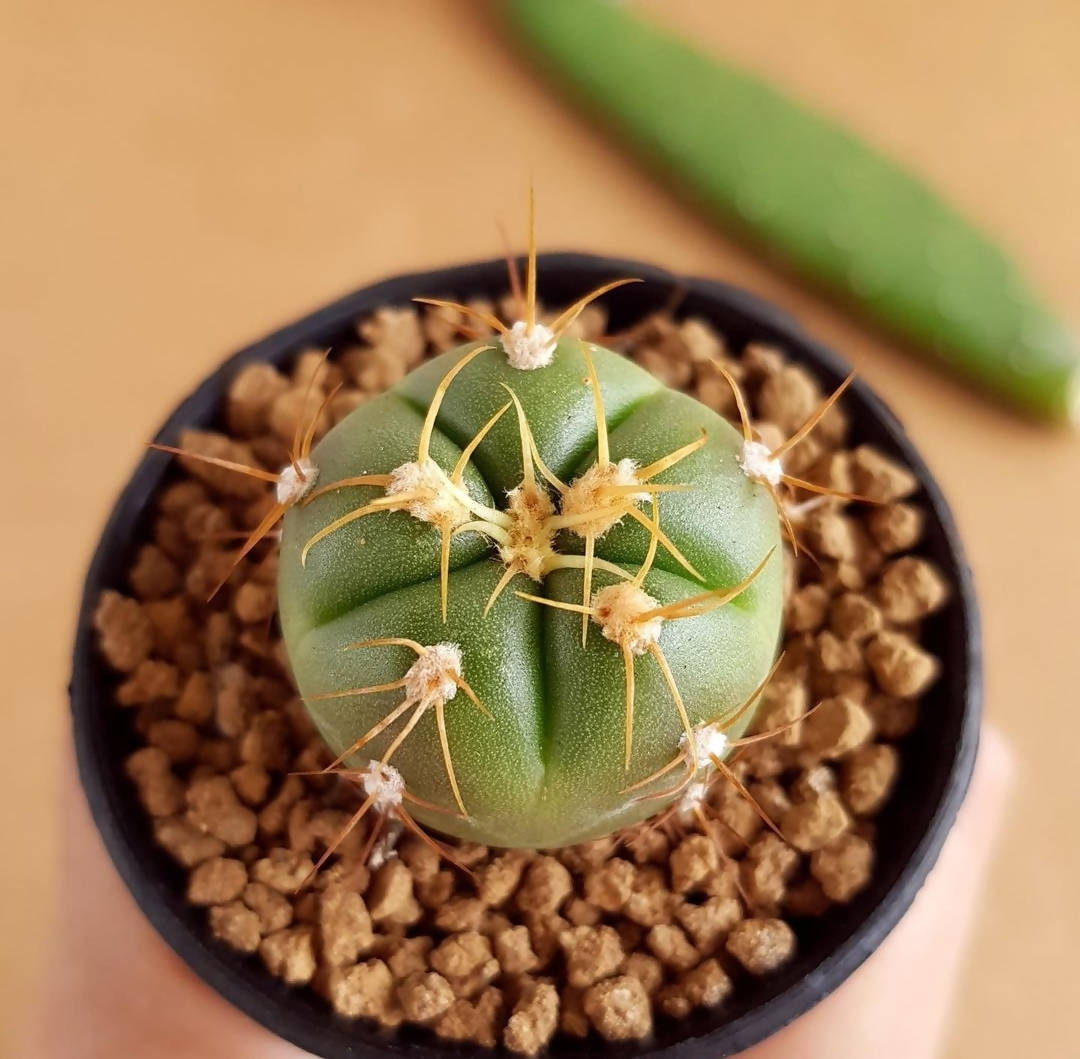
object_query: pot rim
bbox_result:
[71,252,981,1058]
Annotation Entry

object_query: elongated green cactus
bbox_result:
[502,0,1079,423]
[275,313,784,849]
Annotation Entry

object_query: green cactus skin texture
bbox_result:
[278,338,783,849]
[502,0,1079,424]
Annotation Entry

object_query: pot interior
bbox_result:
[71,254,980,1058]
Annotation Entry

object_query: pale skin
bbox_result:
[21,727,1012,1059]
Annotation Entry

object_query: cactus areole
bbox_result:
[278,334,783,848]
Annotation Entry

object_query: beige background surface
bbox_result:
[2,0,1077,1054]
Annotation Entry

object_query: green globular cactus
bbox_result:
[276,310,784,850]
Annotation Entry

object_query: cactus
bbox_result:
[505,0,1080,423]
[265,199,792,850]
[149,206,868,857]
[276,323,784,849]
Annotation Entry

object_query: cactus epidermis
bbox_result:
[277,329,783,849]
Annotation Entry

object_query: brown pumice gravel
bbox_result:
[93,297,948,1052]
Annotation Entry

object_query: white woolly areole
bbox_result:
[680,724,729,771]
[501,321,557,370]
[591,583,663,656]
[404,642,462,705]
[276,457,319,505]
[738,440,783,486]
[359,761,405,813]
[386,459,469,528]
[499,483,556,580]
[560,459,649,538]
[610,458,650,503]
[678,780,710,814]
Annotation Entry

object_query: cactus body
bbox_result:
[278,338,782,847]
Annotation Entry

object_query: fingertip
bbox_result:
[950,723,1015,868]
[976,723,1016,794]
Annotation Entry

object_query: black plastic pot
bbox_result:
[71,254,980,1058]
